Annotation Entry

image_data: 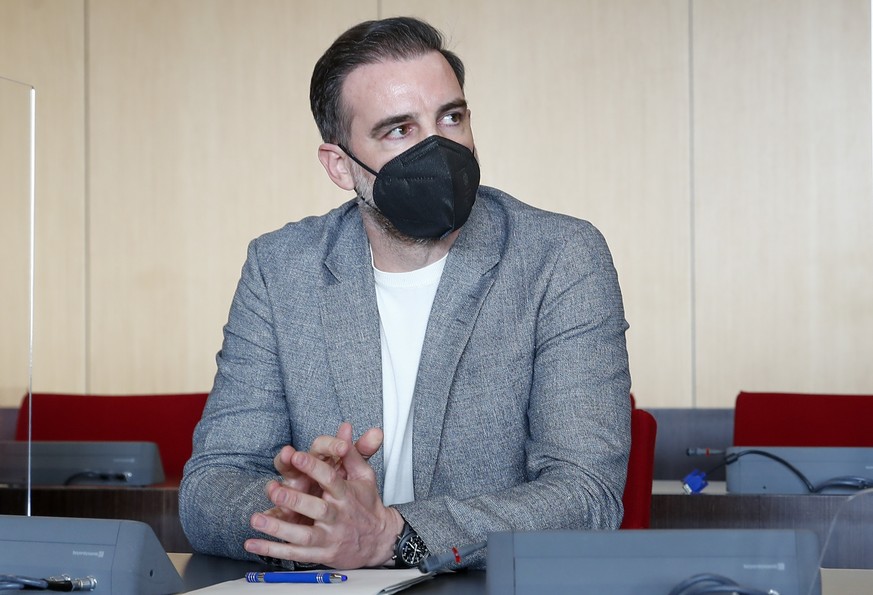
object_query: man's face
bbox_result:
[341,51,475,185]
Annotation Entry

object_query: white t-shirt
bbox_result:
[373,254,446,506]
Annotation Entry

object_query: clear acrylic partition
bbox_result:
[806,488,873,595]
[0,75,35,502]
[817,488,873,569]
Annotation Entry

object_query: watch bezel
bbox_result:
[394,522,429,568]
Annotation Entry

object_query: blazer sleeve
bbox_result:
[179,238,292,561]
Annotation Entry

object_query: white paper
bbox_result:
[186,569,432,595]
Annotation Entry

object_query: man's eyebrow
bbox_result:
[438,99,468,114]
[369,114,414,138]
[368,99,469,138]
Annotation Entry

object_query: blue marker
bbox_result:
[246,572,348,584]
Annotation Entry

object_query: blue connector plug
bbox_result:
[682,469,708,494]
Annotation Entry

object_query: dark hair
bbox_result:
[310,17,465,145]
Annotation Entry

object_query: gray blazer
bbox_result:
[179,186,631,568]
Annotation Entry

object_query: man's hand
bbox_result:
[244,423,404,568]
[265,423,383,526]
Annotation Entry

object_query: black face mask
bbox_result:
[341,136,480,239]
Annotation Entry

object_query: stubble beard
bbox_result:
[351,165,437,248]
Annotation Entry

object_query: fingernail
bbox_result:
[252,514,266,529]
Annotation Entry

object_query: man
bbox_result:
[179,16,631,571]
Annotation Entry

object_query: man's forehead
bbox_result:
[346,51,450,82]
[341,52,463,123]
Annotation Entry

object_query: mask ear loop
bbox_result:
[337,144,379,176]
[337,144,381,212]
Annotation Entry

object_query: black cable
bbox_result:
[669,572,738,595]
[43,577,98,592]
[668,573,777,595]
[685,449,873,494]
[0,575,97,592]
[727,450,817,492]
[64,471,130,486]
[812,476,873,492]
[687,587,775,595]
[0,575,47,591]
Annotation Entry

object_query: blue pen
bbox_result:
[246,572,348,584]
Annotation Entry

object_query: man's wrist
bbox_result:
[390,510,430,568]
[385,506,406,565]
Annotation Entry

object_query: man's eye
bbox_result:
[442,112,462,125]
[386,125,411,139]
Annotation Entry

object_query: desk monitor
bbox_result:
[0,515,183,595]
[0,440,165,486]
[725,446,873,495]
[487,529,821,595]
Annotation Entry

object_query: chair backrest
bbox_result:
[621,408,657,529]
[15,392,209,483]
[733,391,873,447]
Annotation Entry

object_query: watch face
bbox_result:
[399,533,428,565]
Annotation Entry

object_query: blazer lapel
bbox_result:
[412,201,501,497]
[318,213,385,490]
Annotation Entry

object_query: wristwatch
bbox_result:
[393,520,429,568]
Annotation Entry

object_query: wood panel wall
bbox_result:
[0,80,32,408]
[0,0,86,407]
[1,0,870,409]
[85,0,373,391]
[692,0,873,405]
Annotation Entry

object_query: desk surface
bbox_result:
[169,554,485,594]
[169,554,872,594]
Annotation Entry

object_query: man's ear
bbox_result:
[318,143,356,191]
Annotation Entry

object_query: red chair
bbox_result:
[620,408,657,529]
[15,392,209,483]
[733,391,873,447]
